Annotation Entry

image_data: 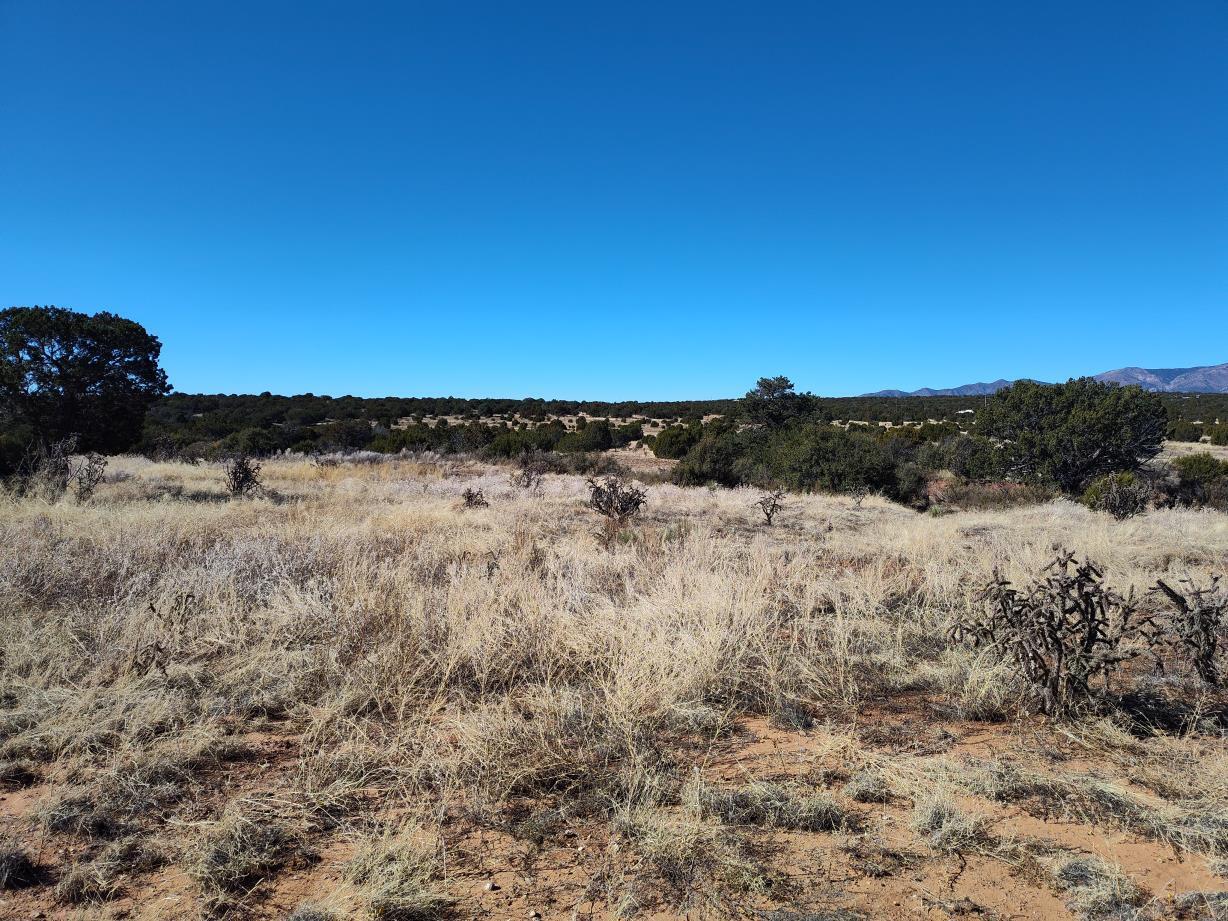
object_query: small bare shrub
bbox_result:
[461,487,488,508]
[1153,577,1226,686]
[12,436,76,500]
[507,452,546,493]
[0,758,39,790]
[850,485,870,508]
[586,476,647,525]
[753,490,785,525]
[618,809,772,915]
[52,837,162,904]
[69,452,108,502]
[1051,854,1145,920]
[950,551,1161,716]
[222,454,263,496]
[844,767,894,804]
[288,905,339,921]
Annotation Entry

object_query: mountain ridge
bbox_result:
[862,362,1228,397]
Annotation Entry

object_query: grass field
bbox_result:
[2,454,1227,920]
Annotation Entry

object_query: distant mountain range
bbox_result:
[863,362,1228,397]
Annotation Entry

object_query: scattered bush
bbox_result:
[692,780,847,832]
[287,905,339,921]
[910,792,989,853]
[1168,420,1205,442]
[753,490,785,525]
[1082,471,1151,519]
[586,476,647,525]
[346,826,451,921]
[1171,452,1228,509]
[461,487,488,508]
[69,451,108,502]
[618,809,773,915]
[652,423,702,459]
[928,478,1055,511]
[843,768,894,804]
[951,552,1161,716]
[10,436,76,500]
[1051,855,1145,920]
[222,453,263,496]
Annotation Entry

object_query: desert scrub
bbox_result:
[52,835,163,904]
[4,456,1228,913]
[950,551,1162,716]
[843,766,894,804]
[1082,471,1151,520]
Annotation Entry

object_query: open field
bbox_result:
[2,456,1228,920]
[1162,441,1228,464]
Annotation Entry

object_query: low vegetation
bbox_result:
[0,453,1225,918]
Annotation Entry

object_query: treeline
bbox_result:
[6,307,1228,513]
[140,388,1228,459]
[658,377,1228,513]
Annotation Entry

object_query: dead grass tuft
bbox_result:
[910,791,991,854]
[1051,854,1146,919]
[691,777,850,832]
[190,806,306,910]
[345,824,452,921]
[0,841,43,891]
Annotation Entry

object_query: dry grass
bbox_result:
[1,453,1227,917]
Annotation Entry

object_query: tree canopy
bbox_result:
[742,376,824,428]
[1,305,171,458]
[977,378,1166,492]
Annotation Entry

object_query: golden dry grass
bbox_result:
[1,454,1226,919]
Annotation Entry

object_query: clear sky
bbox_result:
[2,1,1225,399]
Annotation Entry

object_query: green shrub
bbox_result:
[652,423,702,459]
[672,420,749,487]
[1173,452,1228,486]
[1167,420,1204,442]
[1171,452,1228,510]
[557,419,613,453]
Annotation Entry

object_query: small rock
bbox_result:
[484,881,500,891]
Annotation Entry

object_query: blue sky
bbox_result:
[2,1,1225,399]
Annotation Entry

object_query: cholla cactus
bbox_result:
[951,551,1161,716]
